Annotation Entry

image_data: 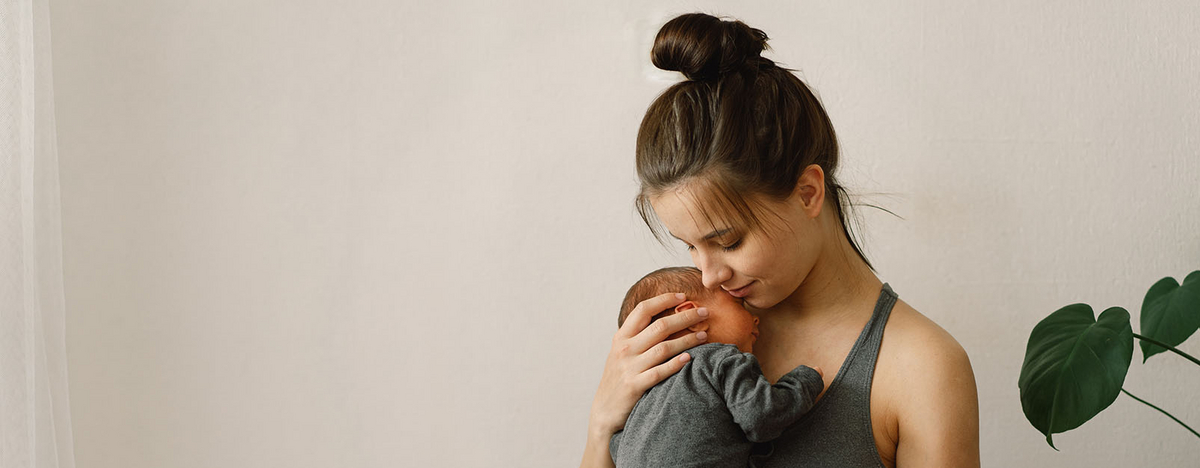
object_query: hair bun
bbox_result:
[651,13,770,81]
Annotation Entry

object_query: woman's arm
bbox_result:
[578,292,710,468]
[580,427,617,468]
[893,329,980,467]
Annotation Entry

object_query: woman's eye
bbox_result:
[685,240,740,252]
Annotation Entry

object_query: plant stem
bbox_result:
[1121,388,1200,439]
[1132,333,1200,366]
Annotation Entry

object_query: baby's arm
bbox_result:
[715,352,825,443]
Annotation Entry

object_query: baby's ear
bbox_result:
[674,301,709,332]
[674,301,698,313]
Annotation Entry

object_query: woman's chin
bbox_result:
[745,290,787,311]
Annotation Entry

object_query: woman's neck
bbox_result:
[767,219,881,326]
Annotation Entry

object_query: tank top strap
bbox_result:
[839,282,897,401]
[862,283,897,360]
[751,282,899,468]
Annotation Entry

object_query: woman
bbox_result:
[581,13,980,467]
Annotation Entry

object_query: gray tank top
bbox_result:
[750,283,897,468]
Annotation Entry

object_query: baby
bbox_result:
[609,266,825,467]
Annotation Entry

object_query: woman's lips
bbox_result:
[725,282,753,298]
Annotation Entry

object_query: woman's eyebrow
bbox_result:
[670,228,734,242]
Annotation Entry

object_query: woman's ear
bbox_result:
[674,301,709,332]
[792,164,826,218]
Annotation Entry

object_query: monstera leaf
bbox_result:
[1018,304,1134,449]
[1140,271,1200,362]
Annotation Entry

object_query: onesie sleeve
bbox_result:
[714,351,825,443]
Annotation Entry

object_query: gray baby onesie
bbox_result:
[609,342,824,467]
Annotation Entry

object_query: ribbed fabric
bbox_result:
[610,343,824,467]
[752,283,897,468]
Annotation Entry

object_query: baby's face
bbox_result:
[697,289,760,353]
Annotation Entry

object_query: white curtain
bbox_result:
[1,0,77,467]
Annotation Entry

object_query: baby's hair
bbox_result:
[618,266,708,328]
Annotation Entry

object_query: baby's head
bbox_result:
[619,266,760,353]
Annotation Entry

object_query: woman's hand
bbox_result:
[581,292,710,466]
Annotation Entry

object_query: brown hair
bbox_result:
[634,13,874,269]
[618,267,707,328]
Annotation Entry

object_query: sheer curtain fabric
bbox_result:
[1,0,76,467]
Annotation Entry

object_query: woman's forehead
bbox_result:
[649,189,739,239]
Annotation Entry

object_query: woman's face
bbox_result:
[649,177,825,311]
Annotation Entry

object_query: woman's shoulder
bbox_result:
[871,297,980,466]
[880,298,971,367]
[875,298,974,399]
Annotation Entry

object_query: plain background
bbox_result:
[48,1,1199,466]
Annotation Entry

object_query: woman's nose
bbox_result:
[700,260,732,289]
[753,316,760,325]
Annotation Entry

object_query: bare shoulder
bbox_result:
[872,298,980,467]
[879,298,971,366]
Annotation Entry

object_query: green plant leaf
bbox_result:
[1018,304,1133,449]
[1140,271,1200,362]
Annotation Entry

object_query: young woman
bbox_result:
[582,13,980,467]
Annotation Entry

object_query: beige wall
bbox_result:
[49,1,1199,466]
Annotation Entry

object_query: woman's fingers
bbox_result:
[588,292,707,437]
[616,292,688,340]
[630,305,709,354]
[635,349,693,389]
[589,325,694,434]
[634,330,708,373]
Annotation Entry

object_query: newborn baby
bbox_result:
[609,266,825,468]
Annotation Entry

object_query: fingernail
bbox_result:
[697,307,708,317]
[696,331,708,341]
[680,353,691,362]
[676,293,686,300]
